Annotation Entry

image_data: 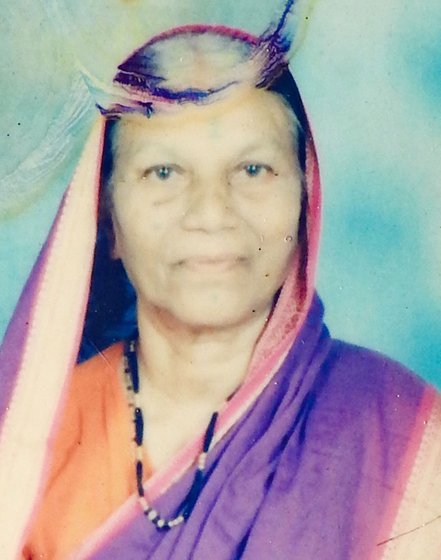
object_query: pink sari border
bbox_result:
[372,386,439,559]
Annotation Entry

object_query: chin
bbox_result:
[168,297,262,331]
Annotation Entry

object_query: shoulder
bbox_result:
[301,338,440,488]
[51,343,125,453]
[67,341,125,422]
[71,342,123,392]
[311,339,438,441]
[74,339,123,373]
[322,338,432,406]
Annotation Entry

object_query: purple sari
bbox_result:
[74,295,438,560]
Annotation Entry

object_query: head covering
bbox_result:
[0,2,321,556]
[79,35,311,362]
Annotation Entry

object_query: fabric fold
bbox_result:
[68,297,439,560]
[0,119,104,559]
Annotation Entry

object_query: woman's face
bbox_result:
[110,87,303,330]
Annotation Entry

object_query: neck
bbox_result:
[135,302,271,411]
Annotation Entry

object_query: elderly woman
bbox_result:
[1,15,440,560]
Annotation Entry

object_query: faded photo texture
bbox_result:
[1,0,440,387]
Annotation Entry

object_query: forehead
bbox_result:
[112,87,298,160]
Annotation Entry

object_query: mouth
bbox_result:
[177,255,246,272]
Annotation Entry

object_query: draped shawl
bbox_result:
[0,2,440,558]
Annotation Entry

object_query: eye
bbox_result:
[144,165,175,181]
[231,162,273,186]
[242,163,266,177]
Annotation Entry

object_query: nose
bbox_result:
[181,176,237,232]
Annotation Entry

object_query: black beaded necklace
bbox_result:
[123,339,219,531]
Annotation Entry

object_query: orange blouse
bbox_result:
[23,344,150,559]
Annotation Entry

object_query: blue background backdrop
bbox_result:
[1,0,440,386]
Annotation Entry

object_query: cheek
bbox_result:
[112,190,166,247]
[117,223,162,264]
[111,199,184,295]
[112,221,169,304]
[252,189,302,241]
[251,189,302,275]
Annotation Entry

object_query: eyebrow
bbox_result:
[126,145,181,168]
[126,134,290,166]
[232,137,292,160]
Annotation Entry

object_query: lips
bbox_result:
[177,255,246,272]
